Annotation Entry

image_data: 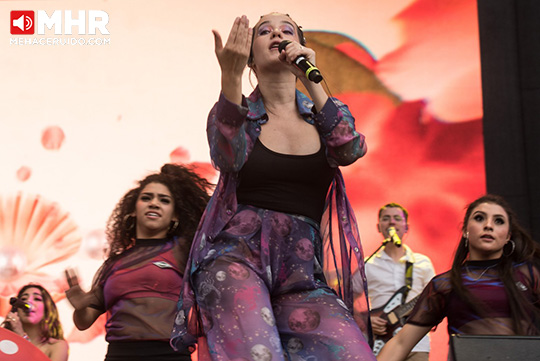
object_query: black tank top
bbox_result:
[236,138,336,223]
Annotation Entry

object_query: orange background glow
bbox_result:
[0,1,484,360]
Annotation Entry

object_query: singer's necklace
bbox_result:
[465,263,498,282]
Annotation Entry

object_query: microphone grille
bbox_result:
[278,40,291,53]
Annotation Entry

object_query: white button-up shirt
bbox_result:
[364,244,435,353]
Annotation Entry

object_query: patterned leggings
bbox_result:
[192,205,375,361]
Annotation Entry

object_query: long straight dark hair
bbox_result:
[450,194,540,334]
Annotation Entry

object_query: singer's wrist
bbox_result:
[221,75,242,106]
[221,73,242,88]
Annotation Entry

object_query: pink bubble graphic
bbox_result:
[169,146,190,164]
[16,166,31,182]
[41,126,65,150]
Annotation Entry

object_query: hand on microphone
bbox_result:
[2,311,24,335]
[278,40,323,83]
[9,297,31,313]
[3,300,27,335]
[388,227,402,247]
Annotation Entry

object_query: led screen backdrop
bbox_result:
[0,1,484,360]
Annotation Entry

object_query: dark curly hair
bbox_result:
[105,164,212,257]
[16,284,64,342]
[451,194,540,334]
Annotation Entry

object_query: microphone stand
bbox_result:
[365,238,391,263]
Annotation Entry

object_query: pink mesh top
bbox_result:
[90,238,184,341]
[407,260,540,336]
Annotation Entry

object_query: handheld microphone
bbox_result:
[388,227,402,247]
[9,297,31,313]
[278,40,323,83]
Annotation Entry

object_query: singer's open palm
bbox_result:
[213,15,252,79]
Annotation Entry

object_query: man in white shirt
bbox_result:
[362,203,435,360]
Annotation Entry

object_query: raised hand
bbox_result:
[64,268,90,310]
[212,15,252,104]
[213,15,252,76]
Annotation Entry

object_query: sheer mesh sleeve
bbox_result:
[406,272,450,328]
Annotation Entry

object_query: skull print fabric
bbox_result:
[171,89,373,360]
[187,205,374,360]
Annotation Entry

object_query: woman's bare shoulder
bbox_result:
[40,338,69,361]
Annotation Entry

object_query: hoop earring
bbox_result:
[123,215,136,231]
[168,220,179,235]
[464,231,469,248]
[503,240,515,257]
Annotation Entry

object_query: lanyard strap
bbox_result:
[403,261,414,301]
